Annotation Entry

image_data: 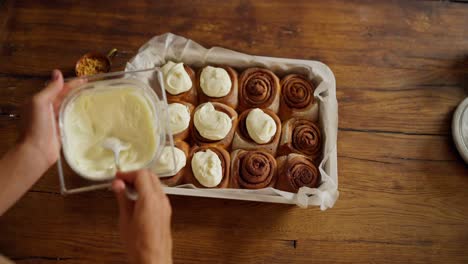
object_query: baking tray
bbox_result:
[126,33,339,210]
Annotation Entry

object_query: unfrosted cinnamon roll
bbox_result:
[192,102,238,149]
[278,118,322,159]
[279,74,318,121]
[197,65,238,109]
[276,153,320,193]
[237,68,280,113]
[232,108,281,155]
[185,145,230,188]
[166,100,194,142]
[161,61,197,105]
[230,149,277,189]
[152,141,190,187]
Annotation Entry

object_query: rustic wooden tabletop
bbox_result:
[1,0,468,263]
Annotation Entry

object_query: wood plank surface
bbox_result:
[1,0,468,263]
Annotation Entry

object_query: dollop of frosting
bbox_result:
[191,149,222,187]
[246,108,277,144]
[153,146,186,176]
[194,103,232,140]
[161,61,192,95]
[168,103,190,135]
[200,66,232,98]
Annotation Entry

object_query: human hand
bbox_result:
[112,170,173,264]
[19,70,85,173]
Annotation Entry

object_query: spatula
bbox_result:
[102,137,138,201]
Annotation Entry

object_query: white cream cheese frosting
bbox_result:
[199,66,232,98]
[194,103,232,140]
[246,108,277,144]
[191,149,222,187]
[63,87,157,180]
[168,103,190,135]
[161,61,192,95]
[152,146,186,176]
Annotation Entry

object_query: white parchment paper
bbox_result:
[126,33,339,210]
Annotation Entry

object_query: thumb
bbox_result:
[40,69,64,102]
[112,179,133,222]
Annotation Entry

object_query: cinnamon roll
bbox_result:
[237,68,280,113]
[192,102,238,149]
[161,61,197,105]
[230,149,277,189]
[166,100,194,142]
[152,141,190,187]
[185,145,230,188]
[278,118,322,159]
[276,153,320,193]
[279,74,318,121]
[197,65,238,109]
[232,108,281,155]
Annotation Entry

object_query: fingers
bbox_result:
[53,77,87,114]
[112,179,133,220]
[116,170,167,199]
[64,77,87,91]
[38,70,64,102]
[150,172,164,195]
[116,170,153,197]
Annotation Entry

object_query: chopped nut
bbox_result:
[76,57,108,76]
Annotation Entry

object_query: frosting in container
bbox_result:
[161,61,192,95]
[200,66,232,97]
[63,87,157,180]
[194,102,232,140]
[152,146,186,176]
[191,149,222,187]
[246,108,277,144]
[168,103,190,134]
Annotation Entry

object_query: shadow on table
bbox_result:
[170,195,300,262]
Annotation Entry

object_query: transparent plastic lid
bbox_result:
[57,68,177,195]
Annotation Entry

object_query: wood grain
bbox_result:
[1,0,468,263]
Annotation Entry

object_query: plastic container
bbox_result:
[57,68,177,194]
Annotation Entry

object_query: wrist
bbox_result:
[17,139,51,175]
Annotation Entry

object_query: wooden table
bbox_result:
[1,0,467,263]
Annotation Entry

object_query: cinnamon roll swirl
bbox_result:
[230,149,277,189]
[278,118,322,159]
[238,68,280,113]
[276,153,320,193]
[279,74,318,121]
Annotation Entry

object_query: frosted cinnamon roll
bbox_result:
[279,74,318,121]
[278,118,322,159]
[186,145,230,188]
[192,102,238,149]
[167,101,194,141]
[230,149,277,189]
[152,141,190,187]
[232,108,281,155]
[161,61,197,105]
[276,153,320,193]
[197,65,238,109]
[237,68,280,113]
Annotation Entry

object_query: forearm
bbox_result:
[0,142,49,216]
